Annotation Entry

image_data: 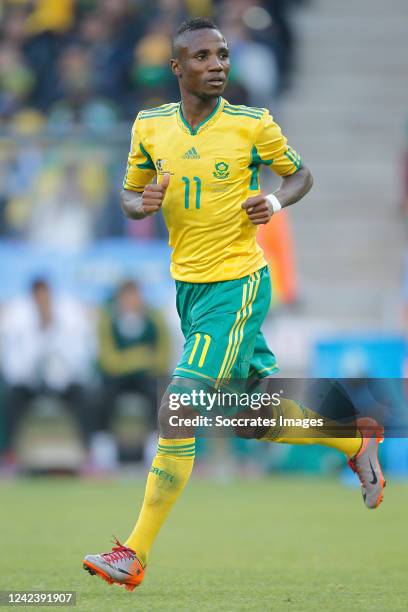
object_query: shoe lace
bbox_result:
[101,537,135,565]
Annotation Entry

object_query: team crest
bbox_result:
[213,160,230,180]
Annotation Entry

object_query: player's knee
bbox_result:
[157,383,197,438]
[157,399,171,432]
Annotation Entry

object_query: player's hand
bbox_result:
[142,173,170,215]
[241,194,274,225]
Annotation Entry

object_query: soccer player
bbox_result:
[83,18,385,591]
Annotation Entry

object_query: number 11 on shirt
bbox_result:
[182,176,201,209]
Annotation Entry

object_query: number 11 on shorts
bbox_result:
[188,333,211,368]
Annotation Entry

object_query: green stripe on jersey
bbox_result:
[251,145,273,166]
[140,104,179,114]
[136,142,155,170]
[284,149,301,170]
[287,147,301,164]
[224,103,264,113]
[222,109,262,120]
[122,163,130,187]
[248,145,273,190]
[139,110,178,119]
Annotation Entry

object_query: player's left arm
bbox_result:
[242,112,313,225]
[273,165,313,208]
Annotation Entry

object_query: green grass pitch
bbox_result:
[1,476,407,611]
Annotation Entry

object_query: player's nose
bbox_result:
[208,57,224,72]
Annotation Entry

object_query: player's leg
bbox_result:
[247,332,385,508]
[248,332,361,453]
[263,398,385,508]
[123,388,196,565]
[83,280,203,589]
[83,385,196,590]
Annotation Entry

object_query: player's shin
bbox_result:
[125,437,195,566]
[260,399,362,458]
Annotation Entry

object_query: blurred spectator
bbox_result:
[27,158,108,249]
[218,0,295,99]
[261,0,298,92]
[130,18,176,109]
[1,4,70,112]
[220,13,278,107]
[0,41,36,119]
[185,0,213,17]
[26,0,76,34]
[55,45,94,105]
[0,278,95,464]
[94,280,170,443]
[80,12,131,104]
[0,110,45,237]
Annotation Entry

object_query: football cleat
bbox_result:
[83,538,145,592]
[348,417,386,509]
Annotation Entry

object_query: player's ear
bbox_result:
[170,59,182,79]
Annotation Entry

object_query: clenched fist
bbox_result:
[241,193,274,225]
[142,173,170,216]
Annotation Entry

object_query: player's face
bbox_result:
[172,29,230,99]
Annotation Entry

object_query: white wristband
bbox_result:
[266,193,282,214]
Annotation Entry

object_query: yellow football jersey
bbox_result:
[123,97,302,283]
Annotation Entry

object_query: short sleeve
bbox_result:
[123,116,156,191]
[253,111,302,177]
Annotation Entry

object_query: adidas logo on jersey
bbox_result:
[183,147,200,159]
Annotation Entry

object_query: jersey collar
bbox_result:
[177,97,225,136]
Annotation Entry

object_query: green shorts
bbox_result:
[173,266,278,386]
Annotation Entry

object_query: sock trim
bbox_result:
[158,443,195,450]
[157,450,195,457]
[157,438,195,457]
[158,438,195,445]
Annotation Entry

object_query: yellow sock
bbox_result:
[261,399,361,458]
[125,438,195,566]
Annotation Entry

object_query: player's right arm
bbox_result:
[120,115,170,220]
[121,175,170,220]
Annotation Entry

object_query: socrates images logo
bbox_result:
[213,160,230,180]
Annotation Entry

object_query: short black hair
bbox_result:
[172,17,220,56]
[175,17,218,38]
